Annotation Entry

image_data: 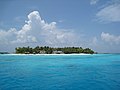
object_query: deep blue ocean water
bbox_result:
[0,54,120,90]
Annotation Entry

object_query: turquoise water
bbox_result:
[0,54,120,90]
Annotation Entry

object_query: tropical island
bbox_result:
[15,46,95,54]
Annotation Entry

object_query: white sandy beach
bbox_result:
[5,53,93,56]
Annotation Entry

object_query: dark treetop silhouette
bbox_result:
[15,46,95,54]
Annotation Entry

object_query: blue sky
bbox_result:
[0,0,120,53]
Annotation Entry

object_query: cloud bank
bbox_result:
[96,2,120,23]
[101,32,120,44]
[0,11,77,48]
[0,10,119,53]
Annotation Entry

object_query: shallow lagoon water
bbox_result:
[0,54,120,90]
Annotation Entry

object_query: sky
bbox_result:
[0,0,120,53]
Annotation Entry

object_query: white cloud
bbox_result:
[0,11,77,47]
[101,32,120,44]
[96,3,120,22]
[0,28,17,44]
[90,0,99,5]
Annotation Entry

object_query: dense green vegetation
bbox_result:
[15,46,95,54]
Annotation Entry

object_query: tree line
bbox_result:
[15,46,95,54]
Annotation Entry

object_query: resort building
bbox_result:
[52,51,64,54]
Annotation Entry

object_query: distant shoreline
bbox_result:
[0,53,94,56]
[0,53,120,55]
